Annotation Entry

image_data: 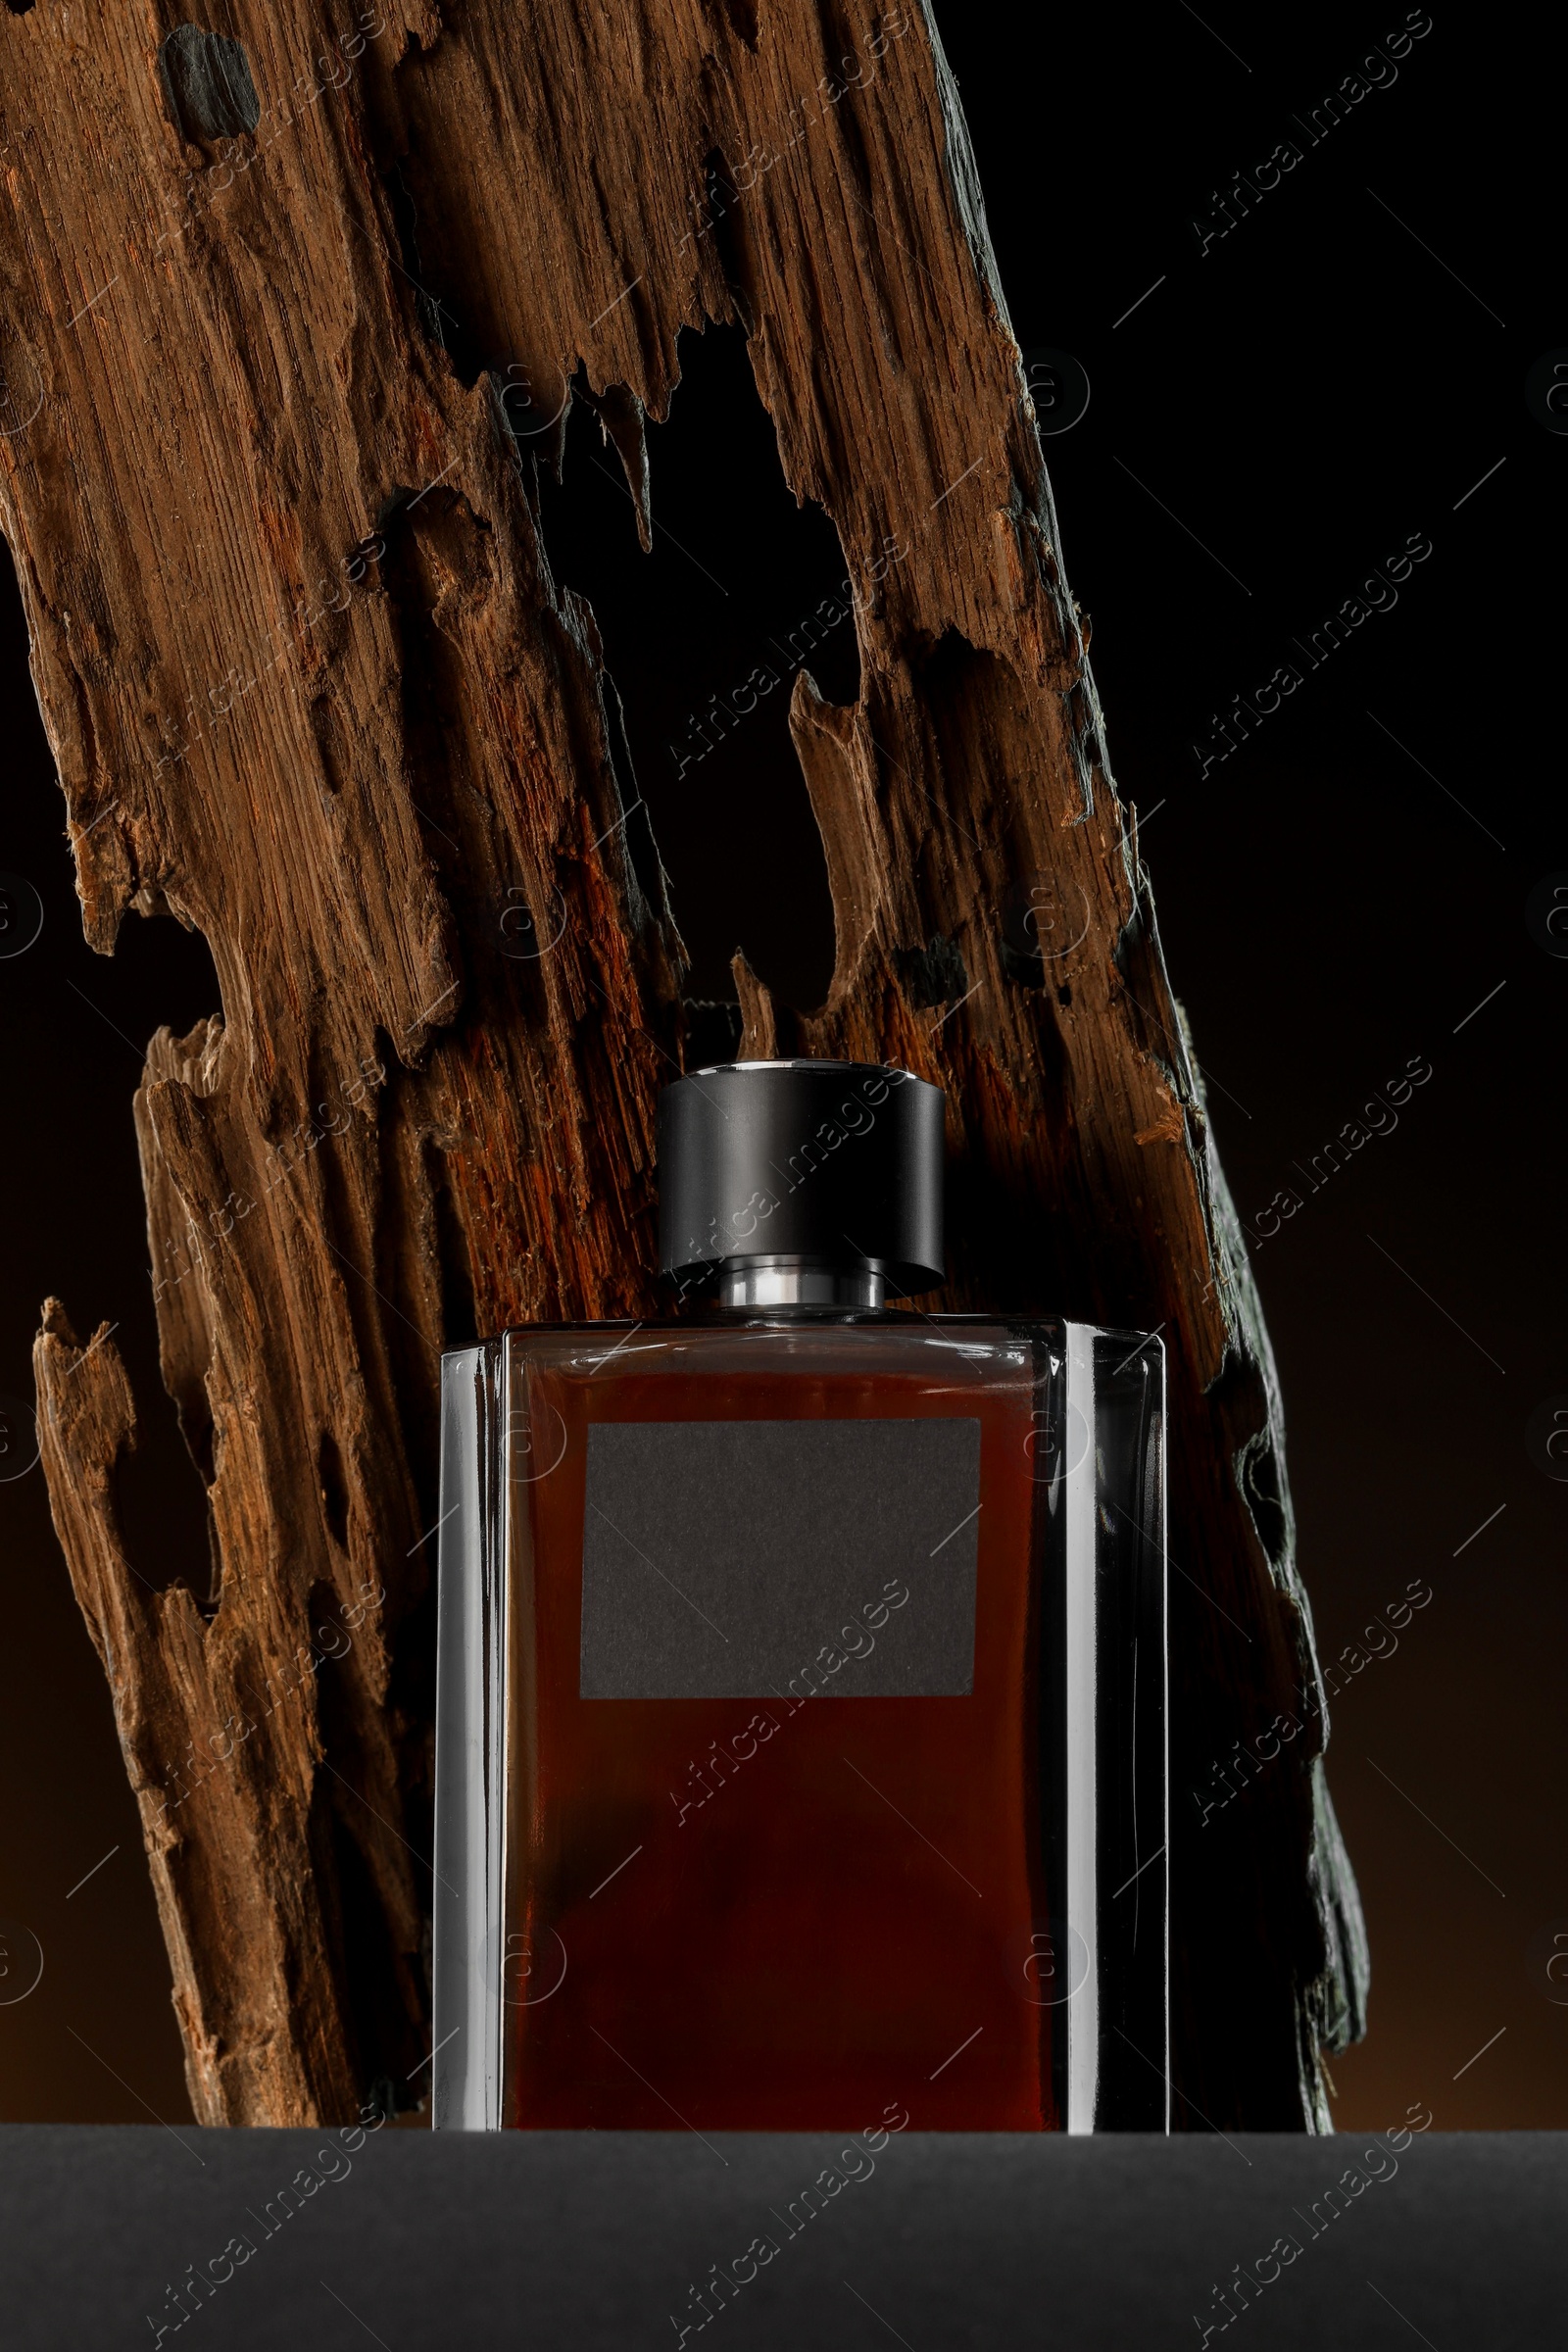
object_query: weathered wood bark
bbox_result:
[4,1,1364,2127]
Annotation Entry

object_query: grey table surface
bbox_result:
[0,2126,1559,2347]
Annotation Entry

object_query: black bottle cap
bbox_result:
[657,1058,946,1296]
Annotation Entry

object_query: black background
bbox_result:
[0,0,1561,2131]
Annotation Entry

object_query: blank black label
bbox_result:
[578,1419,982,1700]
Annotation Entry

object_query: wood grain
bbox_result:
[3,0,1362,2127]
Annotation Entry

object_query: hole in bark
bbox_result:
[318,1429,350,1550]
[115,1416,222,1605]
[700,151,752,327]
[899,934,969,1010]
[157,25,261,144]
[310,1615,426,2103]
[684,1001,745,1065]
[381,158,458,355]
[698,0,759,47]
[0,547,226,1615]
[5,3,37,16]
[530,322,852,1009]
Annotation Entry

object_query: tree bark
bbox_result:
[3,0,1364,2129]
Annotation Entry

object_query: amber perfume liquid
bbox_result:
[432,1310,1165,2132]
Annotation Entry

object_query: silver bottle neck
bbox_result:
[712,1254,886,1311]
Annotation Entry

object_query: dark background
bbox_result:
[1,1,1561,2132]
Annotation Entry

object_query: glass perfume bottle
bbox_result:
[433,1059,1166,2132]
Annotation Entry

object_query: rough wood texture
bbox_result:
[4,0,1364,2128]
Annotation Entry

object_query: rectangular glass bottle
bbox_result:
[432,1059,1166,2132]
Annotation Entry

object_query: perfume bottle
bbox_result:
[433,1059,1166,2132]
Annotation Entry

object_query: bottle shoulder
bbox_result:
[445,1309,1161,1347]
[440,1312,1162,1386]
[470,1311,1054,1335]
